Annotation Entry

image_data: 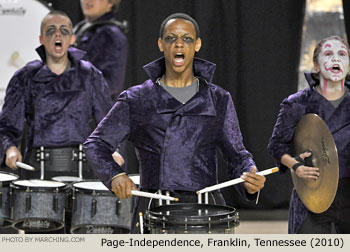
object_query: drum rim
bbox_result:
[73,180,109,192]
[146,203,238,224]
[0,171,19,183]
[11,179,66,191]
[12,217,64,232]
[0,218,14,228]
[51,176,83,182]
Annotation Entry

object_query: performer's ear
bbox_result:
[158,38,164,52]
[195,38,201,52]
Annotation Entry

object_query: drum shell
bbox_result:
[70,181,133,234]
[51,176,83,212]
[0,172,18,228]
[11,181,67,232]
[0,186,12,227]
[145,203,239,234]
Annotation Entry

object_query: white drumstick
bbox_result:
[16,162,35,171]
[197,167,279,194]
[131,190,178,202]
[139,212,144,234]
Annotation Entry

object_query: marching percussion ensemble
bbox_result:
[1,112,339,234]
[0,155,279,234]
[0,1,347,235]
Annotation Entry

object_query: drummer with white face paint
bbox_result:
[268,36,350,234]
[315,38,350,97]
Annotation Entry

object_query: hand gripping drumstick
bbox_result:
[16,162,35,171]
[131,190,179,202]
[197,167,279,195]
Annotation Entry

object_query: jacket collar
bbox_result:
[35,45,86,66]
[143,57,216,84]
[32,46,86,93]
[154,78,217,117]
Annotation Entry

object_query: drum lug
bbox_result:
[9,188,13,208]
[72,189,76,213]
[208,217,212,234]
[184,217,188,234]
[25,188,31,211]
[91,191,97,218]
[116,200,120,215]
[91,198,97,218]
[162,216,166,233]
[53,189,59,213]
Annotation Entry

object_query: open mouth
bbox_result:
[331,64,342,73]
[173,53,185,66]
[55,41,62,48]
[54,40,63,53]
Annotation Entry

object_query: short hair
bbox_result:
[311,35,350,80]
[40,10,73,35]
[159,13,200,39]
[313,35,350,65]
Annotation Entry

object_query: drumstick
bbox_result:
[197,167,279,194]
[139,212,144,234]
[16,162,35,171]
[131,190,179,201]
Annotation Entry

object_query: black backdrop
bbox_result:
[42,0,308,210]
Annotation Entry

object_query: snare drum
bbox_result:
[70,181,133,234]
[0,172,18,227]
[11,179,67,232]
[145,203,239,234]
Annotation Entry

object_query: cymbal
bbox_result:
[292,113,339,213]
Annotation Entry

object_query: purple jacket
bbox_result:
[83,57,255,200]
[0,45,112,166]
[74,11,128,100]
[268,72,350,233]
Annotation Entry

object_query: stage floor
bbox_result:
[235,209,288,234]
[236,220,288,234]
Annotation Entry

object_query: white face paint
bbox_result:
[317,39,349,82]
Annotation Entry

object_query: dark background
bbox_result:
[39,0,349,211]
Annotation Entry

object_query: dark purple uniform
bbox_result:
[268,73,350,233]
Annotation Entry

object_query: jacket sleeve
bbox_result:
[83,91,130,190]
[217,93,256,200]
[267,96,306,173]
[90,69,114,123]
[0,74,26,166]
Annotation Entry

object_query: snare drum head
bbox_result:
[129,174,140,185]
[0,171,18,182]
[73,181,109,191]
[0,0,50,106]
[52,176,83,183]
[13,179,65,188]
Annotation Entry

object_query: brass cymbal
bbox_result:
[292,113,339,213]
